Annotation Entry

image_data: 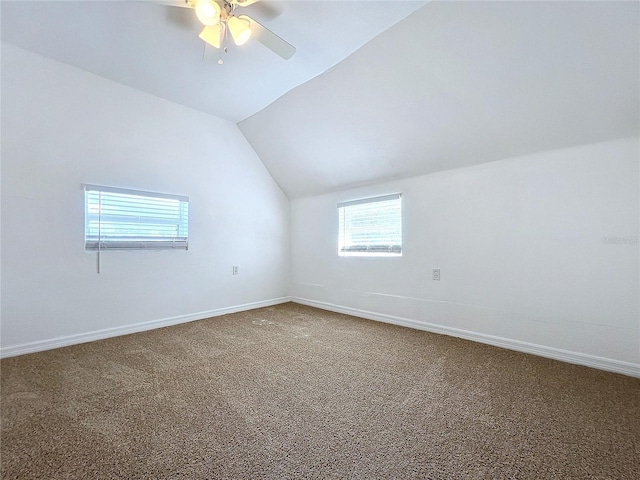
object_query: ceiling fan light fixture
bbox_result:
[195,0,221,26]
[199,24,223,49]
[227,15,252,46]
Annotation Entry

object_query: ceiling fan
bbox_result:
[165,0,296,60]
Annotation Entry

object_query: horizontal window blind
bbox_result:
[84,185,189,251]
[338,193,402,256]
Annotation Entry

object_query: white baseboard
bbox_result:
[0,297,292,359]
[291,297,640,378]
[5,296,638,378]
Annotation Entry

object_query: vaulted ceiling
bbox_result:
[2,1,639,199]
[239,1,640,197]
[1,0,426,123]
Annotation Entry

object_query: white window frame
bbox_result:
[337,193,402,257]
[84,184,189,251]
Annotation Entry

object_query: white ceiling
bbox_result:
[2,1,639,199]
[240,0,640,197]
[1,0,427,123]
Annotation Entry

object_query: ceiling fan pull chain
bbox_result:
[218,22,227,64]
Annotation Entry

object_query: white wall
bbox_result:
[1,44,290,354]
[2,46,638,377]
[291,138,640,375]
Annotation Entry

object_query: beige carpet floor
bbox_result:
[1,302,639,479]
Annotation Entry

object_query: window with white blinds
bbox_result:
[338,193,402,256]
[84,185,189,251]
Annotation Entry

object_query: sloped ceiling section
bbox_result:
[239,1,640,199]
[0,1,427,123]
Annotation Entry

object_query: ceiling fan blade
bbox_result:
[158,0,193,8]
[232,0,263,6]
[238,14,296,60]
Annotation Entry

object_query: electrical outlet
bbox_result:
[232,266,239,275]
[432,268,440,281]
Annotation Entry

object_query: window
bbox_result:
[338,193,402,256]
[84,184,189,251]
